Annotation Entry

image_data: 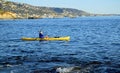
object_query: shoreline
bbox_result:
[0,15,120,20]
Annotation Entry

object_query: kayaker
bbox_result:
[39,31,44,38]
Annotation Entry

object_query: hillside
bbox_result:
[0,11,17,19]
[0,0,91,19]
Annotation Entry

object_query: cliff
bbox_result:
[0,0,91,19]
[0,11,17,19]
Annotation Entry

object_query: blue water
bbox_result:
[0,16,120,73]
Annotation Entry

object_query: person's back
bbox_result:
[39,31,44,38]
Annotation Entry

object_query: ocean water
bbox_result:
[0,16,120,73]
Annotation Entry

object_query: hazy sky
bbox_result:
[8,0,120,14]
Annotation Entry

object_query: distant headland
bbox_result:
[0,0,119,19]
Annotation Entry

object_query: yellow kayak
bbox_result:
[21,36,70,41]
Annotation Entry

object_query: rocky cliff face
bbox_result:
[0,0,90,19]
[0,11,17,19]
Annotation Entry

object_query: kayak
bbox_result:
[21,36,70,41]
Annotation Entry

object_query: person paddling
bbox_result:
[39,31,48,38]
[39,31,44,38]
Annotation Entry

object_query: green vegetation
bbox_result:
[0,8,4,14]
[0,9,3,12]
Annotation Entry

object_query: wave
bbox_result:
[111,42,120,46]
[0,38,22,43]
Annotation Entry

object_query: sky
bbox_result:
[7,0,120,14]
